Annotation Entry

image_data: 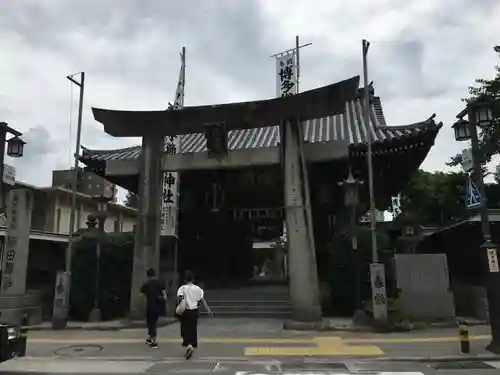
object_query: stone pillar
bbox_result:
[1,189,33,294]
[282,120,322,322]
[129,133,163,319]
[0,189,42,325]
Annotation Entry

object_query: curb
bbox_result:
[362,354,500,363]
[25,318,178,332]
[283,320,489,333]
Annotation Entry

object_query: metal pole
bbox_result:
[0,124,7,216]
[171,47,185,305]
[66,72,85,273]
[55,71,84,328]
[362,40,378,263]
[295,35,314,250]
[467,106,500,353]
[351,204,361,310]
[362,40,388,325]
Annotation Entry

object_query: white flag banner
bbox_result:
[276,50,298,240]
[161,50,185,237]
[276,51,297,97]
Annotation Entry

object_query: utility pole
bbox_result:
[362,39,388,325]
[52,72,85,329]
[465,104,500,353]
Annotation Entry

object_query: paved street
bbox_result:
[2,358,500,375]
[18,318,497,359]
[0,319,498,374]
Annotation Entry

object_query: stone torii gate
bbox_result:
[92,75,360,322]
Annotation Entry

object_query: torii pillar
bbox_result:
[91,75,360,322]
[129,132,163,319]
[282,119,322,321]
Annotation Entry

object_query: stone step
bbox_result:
[202,299,292,317]
[200,308,291,317]
[206,291,290,301]
[207,300,291,306]
[200,311,291,317]
[205,303,292,311]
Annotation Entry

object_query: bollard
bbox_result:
[459,324,470,354]
[16,328,27,357]
[17,314,29,358]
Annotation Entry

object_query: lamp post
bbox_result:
[452,96,500,354]
[0,122,26,213]
[339,169,365,322]
[88,193,112,322]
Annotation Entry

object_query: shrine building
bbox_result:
[80,81,442,319]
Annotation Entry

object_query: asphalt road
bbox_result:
[3,320,497,374]
[1,359,500,375]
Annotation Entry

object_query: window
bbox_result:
[56,208,61,233]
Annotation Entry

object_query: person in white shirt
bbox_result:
[176,270,212,359]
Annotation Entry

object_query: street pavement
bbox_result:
[0,318,499,374]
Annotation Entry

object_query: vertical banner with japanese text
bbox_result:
[276,50,298,240]
[160,50,185,237]
[276,51,298,97]
[1,189,33,294]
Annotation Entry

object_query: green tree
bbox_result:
[395,169,500,226]
[396,170,468,225]
[124,191,139,209]
[448,45,500,169]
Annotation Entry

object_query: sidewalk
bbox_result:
[25,316,177,331]
[20,318,499,361]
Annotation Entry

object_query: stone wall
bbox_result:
[395,254,455,320]
[450,279,489,321]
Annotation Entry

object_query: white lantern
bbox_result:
[6,136,25,157]
[452,119,471,142]
[338,171,364,207]
[475,101,493,128]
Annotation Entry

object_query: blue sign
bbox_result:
[466,175,482,209]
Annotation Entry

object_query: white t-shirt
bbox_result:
[177,283,204,310]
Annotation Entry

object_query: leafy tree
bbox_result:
[394,169,500,226]
[448,45,500,171]
[124,191,139,209]
[395,170,468,226]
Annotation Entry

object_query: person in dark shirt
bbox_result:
[140,268,167,348]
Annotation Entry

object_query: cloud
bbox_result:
[0,0,499,196]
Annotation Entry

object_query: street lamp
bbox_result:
[338,169,365,323]
[453,97,500,354]
[6,136,25,158]
[88,192,112,322]
[475,97,494,128]
[0,122,26,214]
[452,119,471,142]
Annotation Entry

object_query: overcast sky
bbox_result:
[1,0,499,199]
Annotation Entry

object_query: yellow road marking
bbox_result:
[27,337,312,344]
[245,336,384,356]
[26,334,492,346]
[344,334,492,344]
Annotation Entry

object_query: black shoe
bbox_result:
[185,345,194,359]
[145,338,152,345]
[149,342,158,348]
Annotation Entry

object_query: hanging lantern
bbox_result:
[452,119,471,142]
[475,98,494,128]
[6,136,25,157]
[338,170,364,207]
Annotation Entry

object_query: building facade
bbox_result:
[81,80,442,320]
[1,180,136,234]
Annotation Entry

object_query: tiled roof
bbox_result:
[81,92,441,163]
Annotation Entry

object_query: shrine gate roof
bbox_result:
[81,88,441,163]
